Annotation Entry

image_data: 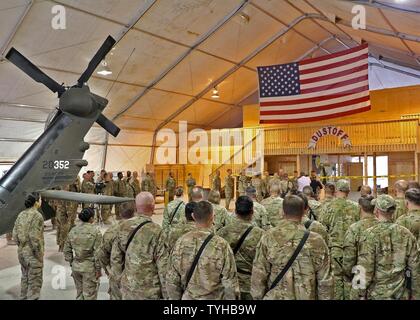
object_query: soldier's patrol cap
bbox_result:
[336,179,350,192]
[246,186,256,194]
[372,194,396,211]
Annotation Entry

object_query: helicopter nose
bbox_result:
[59,86,95,117]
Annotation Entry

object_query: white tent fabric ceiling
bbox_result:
[0,0,419,171]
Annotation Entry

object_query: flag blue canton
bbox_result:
[257,63,301,98]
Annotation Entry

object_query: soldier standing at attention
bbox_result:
[13,193,44,300]
[207,190,232,232]
[246,187,271,230]
[394,180,409,221]
[55,197,68,252]
[355,195,419,300]
[238,170,248,197]
[64,208,102,300]
[166,201,240,300]
[224,169,234,210]
[165,202,197,254]
[98,202,135,300]
[212,170,221,192]
[251,173,264,203]
[111,192,168,300]
[186,173,196,202]
[251,195,333,300]
[262,171,271,197]
[343,196,379,299]
[131,171,141,196]
[165,172,177,202]
[150,172,158,199]
[162,187,185,232]
[217,196,264,300]
[66,177,80,228]
[261,184,284,227]
[320,179,359,300]
[397,188,420,242]
[101,172,114,224]
[81,171,95,209]
[141,172,152,193]
[114,172,127,220]
[124,171,136,199]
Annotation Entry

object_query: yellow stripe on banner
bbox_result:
[319,174,417,179]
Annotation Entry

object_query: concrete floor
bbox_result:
[0,203,165,300]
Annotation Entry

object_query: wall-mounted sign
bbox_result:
[308,126,351,149]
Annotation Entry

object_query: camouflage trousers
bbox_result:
[109,275,122,300]
[18,253,43,300]
[66,205,78,227]
[56,210,69,251]
[225,193,233,210]
[101,205,112,224]
[331,252,345,300]
[241,292,253,300]
[72,270,99,300]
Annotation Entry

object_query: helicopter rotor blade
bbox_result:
[6,48,66,96]
[96,114,120,137]
[77,36,116,86]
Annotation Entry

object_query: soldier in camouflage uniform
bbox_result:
[55,198,68,252]
[165,172,177,202]
[212,170,221,192]
[162,187,185,232]
[319,182,336,218]
[207,190,232,232]
[261,184,283,227]
[360,185,372,198]
[343,196,379,300]
[251,195,333,300]
[393,180,409,221]
[178,187,203,225]
[125,171,136,199]
[114,172,127,220]
[13,194,44,300]
[238,170,248,197]
[186,173,196,202]
[279,173,294,198]
[166,201,240,300]
[98,202,135,300]
[268,173,280,196]
[302,186,322,220]
[397,188,420,242]
[354,195,419,300]
[217,196,264,299]
[131,171,141,196]
[111,192,168,299]
[64,208,102,300]
[81,172,95,209]
[66,178,80,228]
[165,202,197,254]
[100,172,114,224]
[262,171,271,197]
[141,172,153,193]
[251,173,264,203]
[224,169,235,210]
[246,187,271,230]
[320,179,359,300]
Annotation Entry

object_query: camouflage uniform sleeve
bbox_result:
[162,205,169,230]
[220,242,240,300]
[29,213,44,261]
[261,206,271,231]
[110,233,125,278]
[165,240,183,300]
[343,227,358,278]
[63,232,73,265]
[155,229,169,299]
[406,233,419,300]
[93,229,103,272]
[98,231,111,270]
[250,235,270,300]
[319,207,331,231]
[312,234,334,300]
[12,216,20,244]
[354,232,375,299]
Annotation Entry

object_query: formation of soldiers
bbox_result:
[10,166,419,300]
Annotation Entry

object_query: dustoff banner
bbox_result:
[308,126,351,149]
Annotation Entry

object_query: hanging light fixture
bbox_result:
[211,86,220,99]
[97,60,112,76]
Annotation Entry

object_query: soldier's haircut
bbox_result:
[79,207,94,222]
[193,201,213,223]
[207,190,221,205]
[246,186,256,196]
[405,188,420,206]
[407,181,420,190]
[358,196,375,213]
[191,187,203,201]
[295,192,309,210]
[235,196,253,217]
[120,202,135,219]
[270,184,280,195]
[302,186,314,198]
[361,185,372,195]
[325,182,336,195]
[283,195,305,218]
[185,202,197,221]
[24,192,39,208]
[175,187,184,197]
[394,180,409,192]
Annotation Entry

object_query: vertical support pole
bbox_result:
[337,154,341,177]
[364,152,368,185]
[373,152,377,195]
[296,155,301,175]
[415,151,419,182]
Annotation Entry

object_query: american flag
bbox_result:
[258,44,370,123]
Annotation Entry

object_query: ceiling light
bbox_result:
[97,60,112,76]
[239,12,250,24]
[211,87,219,99]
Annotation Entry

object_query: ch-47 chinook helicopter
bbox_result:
[0,35,135,235]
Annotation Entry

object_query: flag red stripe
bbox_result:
[300,75,369,94]
[299,53,368,75]
[260,85,369,107]
[299,43,368,66]
[300,64,368,85]
[260,96,370,115]
[260,106,371,123]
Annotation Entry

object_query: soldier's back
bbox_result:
[394,197,408,221]
[252,201,271,230]
[211,203,232,232]
[261,196,283,227]
[396,209,420,241]
[166,221,196,253]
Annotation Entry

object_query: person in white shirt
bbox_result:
[297,172,311,192]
